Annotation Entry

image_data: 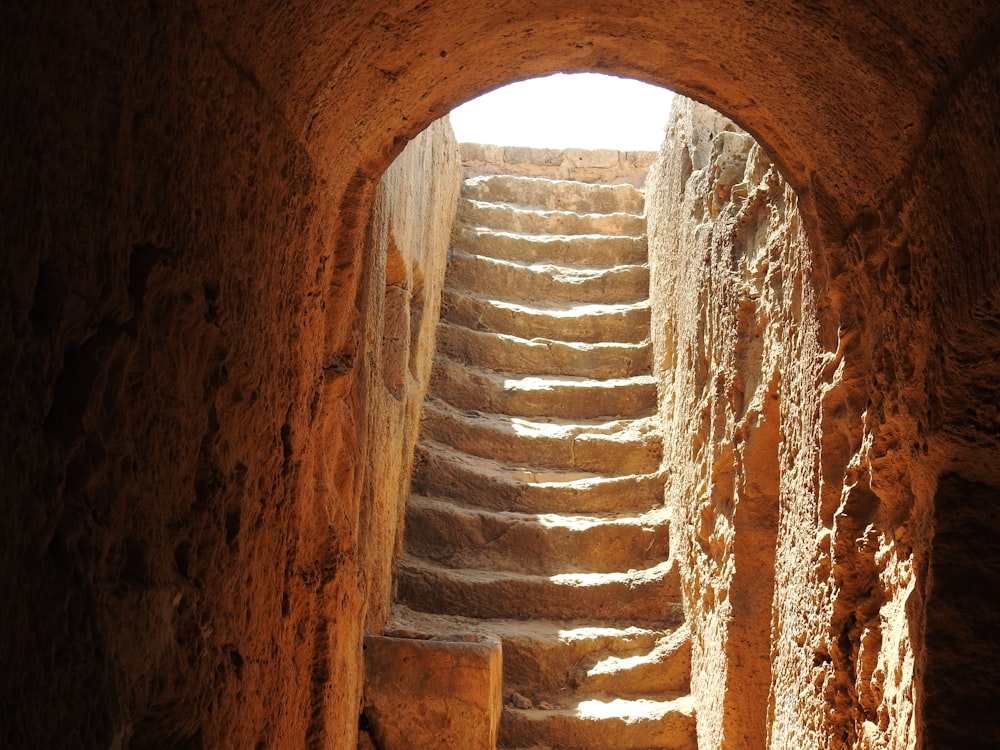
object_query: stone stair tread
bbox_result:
[457,225,646,244]
[433,356,657,389]
[450,246,649,275]
[420,402,660,475]
[424,394,660,434]
[440,290,652,343]
[436,321,651,379]
[462,198,644,220]
[404,495,671,574]
[574,623,692,697]
[396,554,682,622]
[408,494,669,528]
[416,437,657,487]
[428,356,659,420]
[400,553,676,589]
[387,604,686,701]
[443,289,651,316]
[455,227,648,266]
[419,397,662,474]
[504,694,693,720]
[413,441,665,513]
[387,603,673,643]
[499,694,697,750]
[446,249,650,305]
[462,174,645,214]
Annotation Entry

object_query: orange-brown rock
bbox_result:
[1,1,999,748]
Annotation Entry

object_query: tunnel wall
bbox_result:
[0,1,459,742]
[2,1,1000,748]
[649,59,1000,749]
[648,98,814,749]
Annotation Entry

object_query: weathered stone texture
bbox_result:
[355,120,461,634]
[2,1,999,748]
[648,97,817,750]
[361,633,502,749]
[0,2,458,736]
[460,143,656,185]
[649,83,1000,750]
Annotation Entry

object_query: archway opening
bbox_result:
[358,71,787,750]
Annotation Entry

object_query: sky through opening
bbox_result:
[450,73,674,152]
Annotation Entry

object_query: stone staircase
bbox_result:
[389,151,696,750]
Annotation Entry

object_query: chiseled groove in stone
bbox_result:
[428,356,658,420]
[419,397,663,475]
[454,226,648,267]
[411,440,666,515]
[440,289,651,344]
[462,174,645,214]
[457,199,647,236]
[404,494,671,575]
[435,322,652,379]
[446,249,649,306]
[395,554,682,623]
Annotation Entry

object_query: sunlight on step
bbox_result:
[555,624,656,642]
[575,697,668,720]
[532,513,607,531]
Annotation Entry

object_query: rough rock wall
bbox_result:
[2,1,999,748]
[357,122,461,633]
[650,82,1000,750]
[814,41,1000,750]
[648,97,820,750]
[0,0,458,739]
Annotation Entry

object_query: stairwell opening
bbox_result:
[362,75,784,750]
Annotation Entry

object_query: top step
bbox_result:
[463,174,645,215]
[460,143,655,188]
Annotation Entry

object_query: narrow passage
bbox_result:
[389,147,696,749]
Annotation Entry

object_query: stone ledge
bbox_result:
[361,633,503,750]
[459,142,657,186]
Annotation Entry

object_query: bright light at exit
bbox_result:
[450,73,674,152]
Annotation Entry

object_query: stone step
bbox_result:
[386,605,682,704]
[419,397,662,475]
[429,356,658,420]
[462,174,645,215]
[404,495,671,575]
[454,226,648,268]
[435,322,651,379]
[499,695,696,750]
[458,199,646,237]
[573,623,692,698]
[446,250,649,306]
[412,440,665,515]
[396,554,682,623]
[440,289,651,344]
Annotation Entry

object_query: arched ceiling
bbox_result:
[196,0,999,240]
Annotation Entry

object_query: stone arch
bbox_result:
[196,0,987,242]
[3,1,1000,748]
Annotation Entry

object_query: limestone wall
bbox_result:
[356,120,462,633]
[649,83,1000,750]
[648,97,820,749]
[0,3,459,735]
[3,2,999,748]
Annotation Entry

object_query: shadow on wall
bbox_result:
[924,475,1000,749]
